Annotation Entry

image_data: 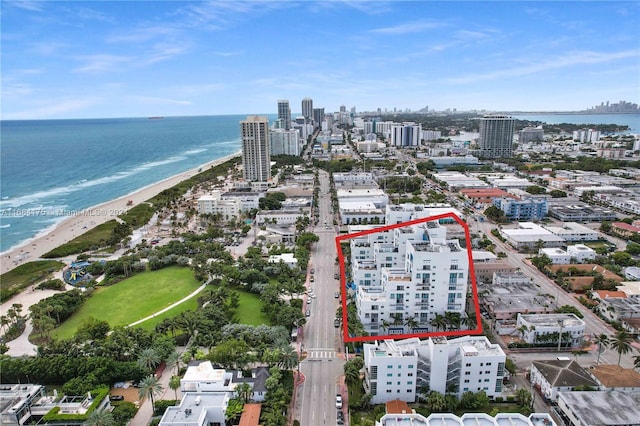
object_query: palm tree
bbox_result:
[168,375,181,401]
[594,334,610,365]
[166,351,181,375]
[137,348,161,374]
[404,316,420,332]
[611,330,633,367]
[344,364,360,386]
[83,409,115,426]
[235,382,253,403]
[425,391,447,412]
[277,347,299,370]
[430,314,446,332]
[633,354,640,371]
[137,375,164,409]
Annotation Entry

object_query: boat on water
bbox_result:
[148,116,164,120]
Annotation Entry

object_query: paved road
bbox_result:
[294,169,346,426]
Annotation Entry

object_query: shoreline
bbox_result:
[0,151,241,275]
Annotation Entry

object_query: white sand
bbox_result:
[0,152,241,274]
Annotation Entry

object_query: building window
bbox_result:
[466,363,471,367]
[386,390,392,393]
[387,381,392,385]
[465,371,470,375]
[464,379,469,383]
[407,389,413,393]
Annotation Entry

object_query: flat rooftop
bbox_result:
[519,313,584,327]
[558,391,640,425]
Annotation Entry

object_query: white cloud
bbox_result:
[369,20,444,35]
[9,1,44,12]
[130,96,192,106]
[446,49,640,84]
[2,98,101,120]
[73,54,132,73]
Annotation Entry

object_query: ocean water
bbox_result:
[512,113,640,133]
[0,115,262,253]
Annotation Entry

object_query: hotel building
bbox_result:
[301,97,313,121]
[240,115,271,182]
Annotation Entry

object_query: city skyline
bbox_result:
[2,1,639,120]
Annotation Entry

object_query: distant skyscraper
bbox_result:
[240,116,271,182]
[478,115,515,158]
[301,97,313,121]
[277,99,291,130]
[312,107,324,128]
[339,105,346,113]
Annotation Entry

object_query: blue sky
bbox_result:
[2,1,639,119]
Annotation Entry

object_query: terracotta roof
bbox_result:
[612,222,640,233]
[590,365,640,389]
[594,290,627,299]
[385,399,412,415]
[532,360,600,388]
[238,403,262,426]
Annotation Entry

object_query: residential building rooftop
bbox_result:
[558,391,640,426]
[531,360,599,388]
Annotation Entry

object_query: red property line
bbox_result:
[335,212,483,343]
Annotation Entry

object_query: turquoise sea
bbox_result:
[0,115,259,253]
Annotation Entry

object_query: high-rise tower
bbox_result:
[301,97,313,121]
[240,116,271,182]
[478,115,515,158]
[277,99,291,130]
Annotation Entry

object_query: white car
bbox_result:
[336,394,343,409]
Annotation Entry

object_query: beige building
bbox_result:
[241,116,271,182]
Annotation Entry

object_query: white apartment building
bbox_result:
[391,122,422,147]
[567,244,596,262]
[353,219,468,335]
[363,336,506,404]
[422,130,442,141]
[337,188,389,209]
[255,210,307,225]
[197,191,240,220]
[544,222,599,242]
[517,313,585,347]
[269,128,300,156]
[538,248,571,265]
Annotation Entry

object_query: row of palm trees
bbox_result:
[593,330,640,368]
[378,312,472,333]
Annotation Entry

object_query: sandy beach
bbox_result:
[0,151,241,275]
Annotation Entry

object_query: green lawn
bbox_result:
[235,290,269,326]
[52,266,202,340]
[0,260,65,302]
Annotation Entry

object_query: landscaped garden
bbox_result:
[52,266,201,340]
[0,260,65,302]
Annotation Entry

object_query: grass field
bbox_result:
[235,290,269,326]
[0,260,65,302]
[52,266,202,340]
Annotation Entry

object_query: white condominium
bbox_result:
[270,128,301,156]
[363,336,506,404]
[240,115,271,182]
[391,122,422,147]
[478,115,515,159]
[352,207,468,336]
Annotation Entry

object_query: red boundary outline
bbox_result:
[335,212,483,343]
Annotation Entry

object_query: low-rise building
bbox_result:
[481,275,552,321]
[198,191,241,219]
[544,222,599,242]
[500,222,564,251]
[557,391,640,426]
[268,253,298,269]
[363,336,506,404]
[375,411,556,426]
[597,296,640,324]
[255,210,308,225]
[473,260,517,283]
[589,365,640,391]
[548,202,617,222]
[493,198,548,221]
[538,247,571,264]
[530,359,600,401]
[517,313,585,347]
[566,244,597,262]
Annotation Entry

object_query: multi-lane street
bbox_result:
[294,169,346,425]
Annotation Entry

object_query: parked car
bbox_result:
[306,309,311,317]
[334,318,340,328]
[109,395,124,401]
[334,292,340,298]
[335,394,343,409]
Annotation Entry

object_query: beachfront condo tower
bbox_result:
[241,116,271,182]
[277,99,291,130]
[301,97,313,122]
[478,115,515,159]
